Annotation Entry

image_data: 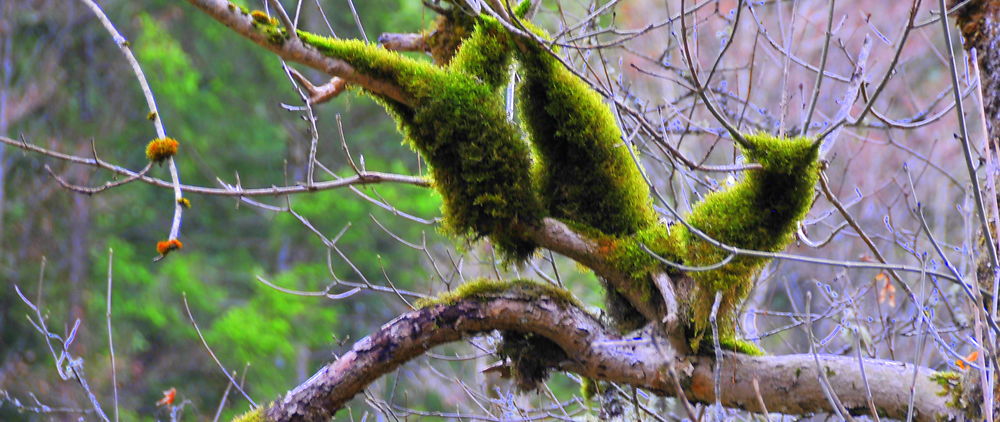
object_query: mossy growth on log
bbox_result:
[415,277,582,308]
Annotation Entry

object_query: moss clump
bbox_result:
[498,331,567,391]
[231,407,265,422]
[513,23,656,238]
[719,336,765,356]
[605,224,684,280]
[678,132,819,346]
[930,371,964,410]
[291,23,544,261]
[416,278,580,308]
[449,16,515,91]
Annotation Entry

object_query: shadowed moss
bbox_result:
[252,18,545,261]
[416,278,581,308]
[678,132,819,347]
[514,23,656,237]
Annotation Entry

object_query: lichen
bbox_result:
[156,239,183,256]
[930,371,963,409]
[416,278,581,308]
[292,23,544,261]
[146,137,179,163]
[679,132,819,347]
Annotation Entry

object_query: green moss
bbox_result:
[514,22,656,238]
[606,224,684,280]
[719,337,765,356]
[449,16,514,91]
[580,377,599,401]
[291,25,544,261]
[930,371,964,410]
[416,278,581,308]
[231,407,265,422]
[679,132,819,345]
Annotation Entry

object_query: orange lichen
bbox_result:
[156,239,183,256]
[146,137,179,163]
[250,10,276,25]
[156,387,177,406]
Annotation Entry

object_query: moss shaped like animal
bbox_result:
[677,133,819,347]
[252,14,544,260]
[513,24,657,237]
[509,18,658,330]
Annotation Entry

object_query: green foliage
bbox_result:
[288,24,545,261]
[678,132,819,345]
[514,21,656,238]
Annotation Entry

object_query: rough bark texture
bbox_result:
[952,3,1000,418]
[264,292,956,421]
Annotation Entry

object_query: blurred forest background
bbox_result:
[0,0,988,420]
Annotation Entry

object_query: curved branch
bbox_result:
[264,293,957,421]
[183,0,411,105]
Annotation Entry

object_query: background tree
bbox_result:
[1,0,996,420]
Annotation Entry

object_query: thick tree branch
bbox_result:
[183,0,411,105]
[522,218,678,331]
[264,293,957,421]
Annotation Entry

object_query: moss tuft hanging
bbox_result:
[276,18,543,261]
[513,23,656,238]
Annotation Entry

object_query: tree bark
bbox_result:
[265,291,957,421]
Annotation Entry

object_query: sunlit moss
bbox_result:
[416,278,581,308]
[231,407,265,422]
[719,336,764,356]
[513,22,656,238]
[679,132,819,347]
[275,23,544,261]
